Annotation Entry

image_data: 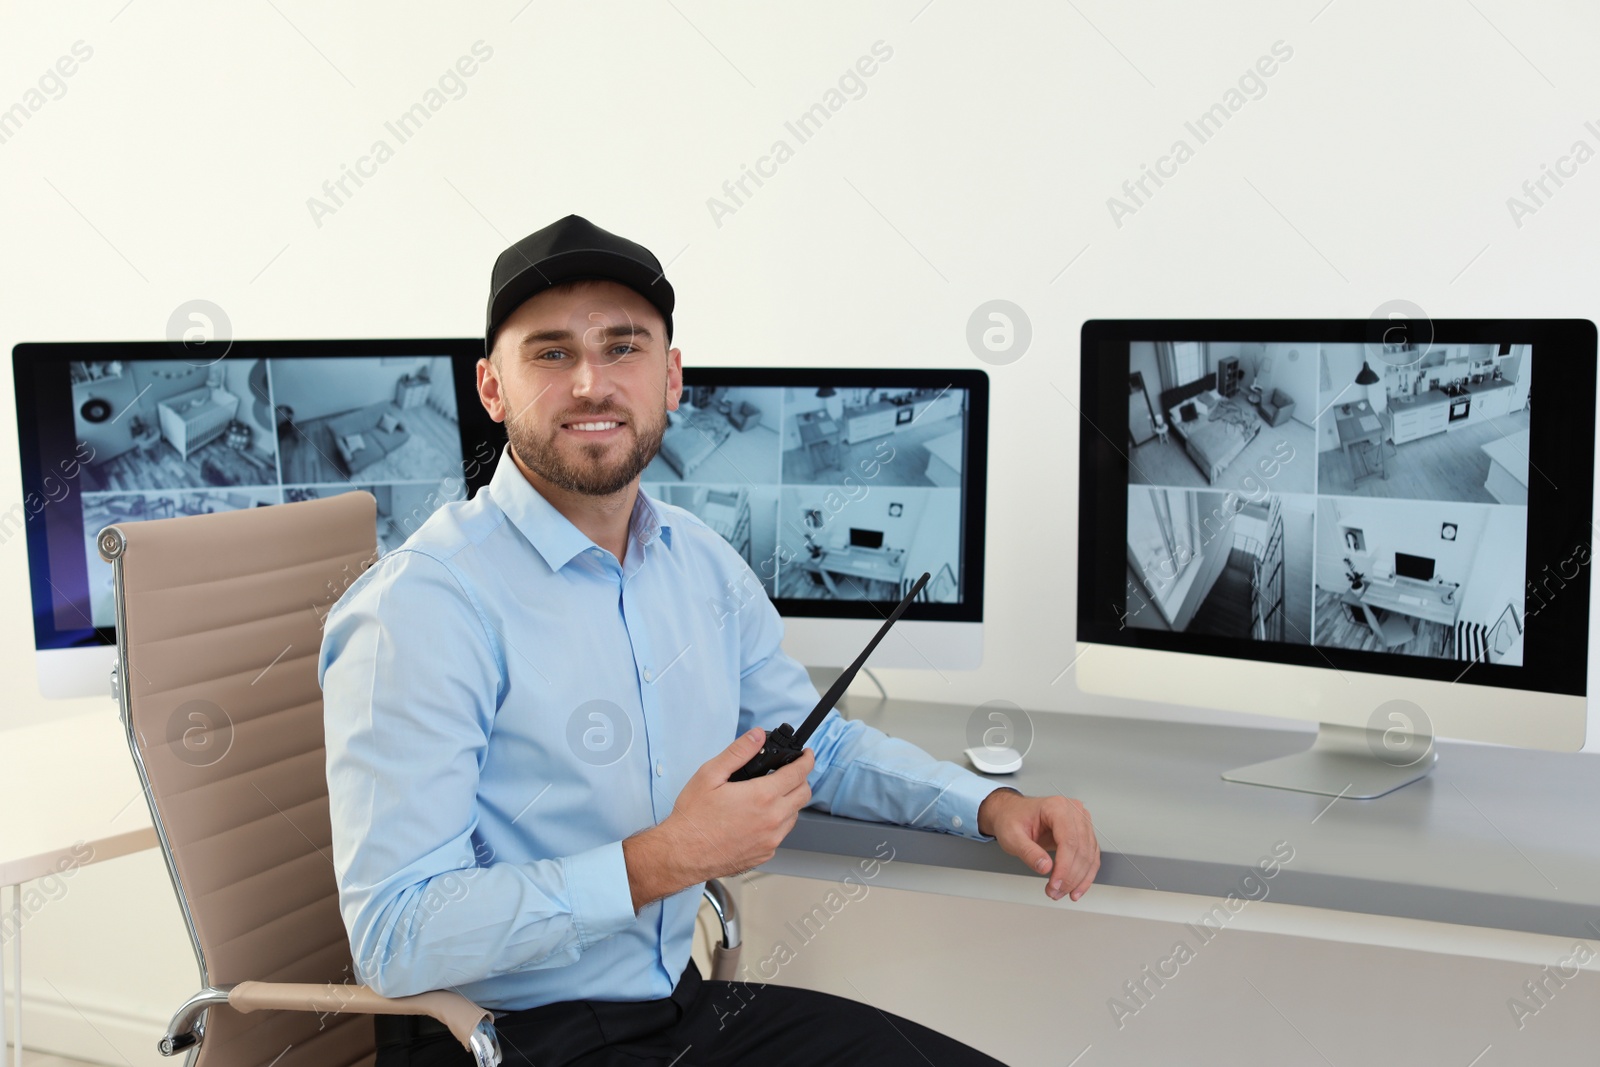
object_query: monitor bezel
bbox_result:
[668,365,988,625]
[1077,318,1595,698]
[13,345,987,653]
[12,338,504,655]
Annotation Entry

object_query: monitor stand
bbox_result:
[1221,722,1437,799]
[806,666,845,701]
[805,666,895,716]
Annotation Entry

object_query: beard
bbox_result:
[505,398,667,497]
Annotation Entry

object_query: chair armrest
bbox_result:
[702,878,743,980]
[229,981,499,1061]
[159,987,230,1055]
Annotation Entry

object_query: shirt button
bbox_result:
[655,760,664,777]
[643,668,653,682]
[950,815,963,829]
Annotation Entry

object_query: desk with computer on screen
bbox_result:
[801,529,907,600]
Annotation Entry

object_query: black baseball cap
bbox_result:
[485,214,675,358]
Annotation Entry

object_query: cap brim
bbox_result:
[487,248,674,351]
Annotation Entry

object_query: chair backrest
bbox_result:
[100,492,380,1067]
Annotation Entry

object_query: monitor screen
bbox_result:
[1077,320,1596,698]
[14,349,987,689]
[1394,552,1435,582]
[12,339,503,680]
[642,369,987,627]
[849,528,885,549]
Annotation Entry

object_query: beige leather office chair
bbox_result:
[99,492,741,1067]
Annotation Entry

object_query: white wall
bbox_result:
[1129,340,1161,411]
[1458,505,1531,636]
[1257,341,1319,427]
[270,356,420,422]
[901,486,958,585]
[1317,342,1367,450]
[5,2,1600,1063]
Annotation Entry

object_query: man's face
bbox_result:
[478,280,682,497]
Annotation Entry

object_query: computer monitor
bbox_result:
[1077,319,1597,797]
[15,350,988,698]
[1393,552,1434,582]
[12,339,504,699]
[641,368,988,672]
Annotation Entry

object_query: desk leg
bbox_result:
[807,441,830,477]
[818,570,843,598]
[0,888,6,1065]
[6,884,15,1067]
[1360,602,1385,646]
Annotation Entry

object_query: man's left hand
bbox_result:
[977,788,1100,902]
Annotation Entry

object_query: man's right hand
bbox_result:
[622,727,814,911]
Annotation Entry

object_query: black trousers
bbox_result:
[374,959,1009,1066]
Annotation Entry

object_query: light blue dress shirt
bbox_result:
[318,445,1005,1011]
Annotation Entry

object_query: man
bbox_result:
[319,214,1099,1066]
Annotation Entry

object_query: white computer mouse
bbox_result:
[964,745,1023,775]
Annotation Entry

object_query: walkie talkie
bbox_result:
[730,571,930,782]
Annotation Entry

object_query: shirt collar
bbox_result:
[487,444,673,572]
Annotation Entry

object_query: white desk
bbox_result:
[801,544,907,599]
[765,695,1600,974]
[1,713,156,1066]
[1356,574,1460,628]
